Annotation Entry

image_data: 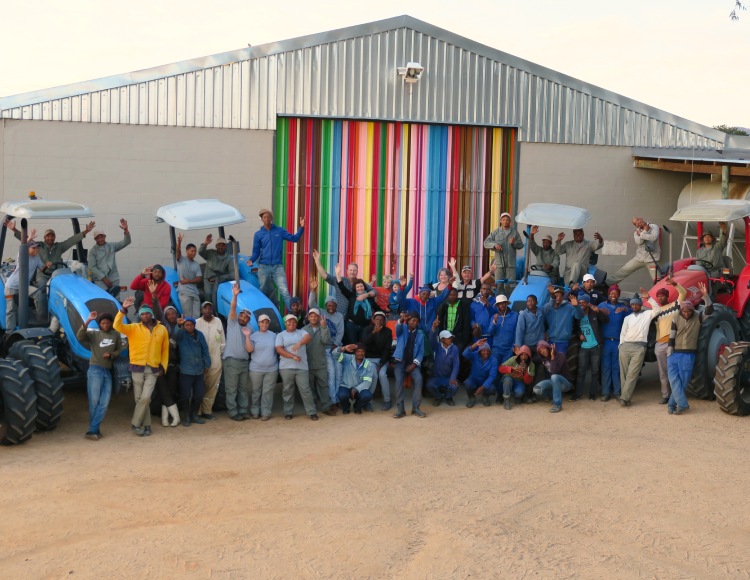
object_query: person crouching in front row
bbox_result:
[334,343,376,414]
[427,320,460,407]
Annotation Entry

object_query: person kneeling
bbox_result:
[499,346,535,410]
[335,343,376,414]
[532,340,573,413]
[462,340,498,408]
[427,323,460,406]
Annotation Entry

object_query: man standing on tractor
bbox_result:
[529,226,560,281]
[175,233,203,318]
[555,228,604,285]
[247,209,304,313]
[606,218,661,285]
[483,212,524,291]
[695,222,729,278]
[199,235,233,307]
[89,219,131,298]
[4,238,45,330]
[667,282,713,415]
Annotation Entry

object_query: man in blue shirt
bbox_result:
[247,209,304,313]
[542,286,583,354]
[597,284,630,401]
[514,295,545,355]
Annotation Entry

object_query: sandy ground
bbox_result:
[2,365,750,579]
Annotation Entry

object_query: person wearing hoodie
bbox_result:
[532,340,573,413]
[387,274,414,318]
[461,339,498,408]
[426,323,460,406]
[400,283,452,335]
[499,346,535,410]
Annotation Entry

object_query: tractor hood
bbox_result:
[156,199,246,230]
[1,200,94,219]
[670,200,750,223]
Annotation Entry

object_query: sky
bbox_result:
[1,0,747,128]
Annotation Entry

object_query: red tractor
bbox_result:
[651,200,750,412]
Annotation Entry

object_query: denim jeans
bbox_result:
[87,365,112,434]
[667,352,694,411]
[366,357,391,403]
[337,386,373,412]
[576,345,601,397]
[601,339,621,396]
[534,375,573,407]
[257,264,292,312]
[502,375,526,399]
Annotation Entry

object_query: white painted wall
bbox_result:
[0,119,274,283]
[517,143,693,294]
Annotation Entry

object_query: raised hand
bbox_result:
[147,280,158,294]
[3,219,15,232]
[119,219,129,232]
[593,231,603,242]
[698,281,708,296]
[299,216,305,228]
[312,249,320,262]
[241,327,251,337]
[177,233,183,245]
[557,232,565,242]
[309,276,318,291]
[490,263,496,273]
[530,225,539,235]
[84,221,96,234]
[232,283,241,296]
[205,234,213,246]
[334,263,343,278]
[432,318,440,330]
[448,257,457,271]
[122,296,135,309]
[86,311,98,322]
[569,294,578,306]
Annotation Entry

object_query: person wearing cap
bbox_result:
[149,284,182,427]
[606,218,662,285]
[437,286,472,354]
[532,341,573,413]
[334,343,376,414]
[567,274,605,305]
[114,295,169,437]
[555,227,604,286]
[470,283,496,340]
[362,311,394,410]
[667,282,712,415]
[175,233,203,318]
[130,264,171,310]
[76,309,124,439]
[569,293,608,401]
[427,322,460,406]
[651,276,687,404]
[276,313,319,420]
[499,346,536,410]
[199,233,233,308]
[448,257,496,303]
[618,290,660,406]
[597,285,631,401]
[88,219,131,297]
[695,221,729,278]
[400,281,452,337]
[3,238,45,330]
[311,249,377,317]
[529,226,560,281]
[462,339,499,407]
[7,219,96,319]
[391,311,427,418]
[483,212,524,285]
[303,308,335,415]
[321,296,345,410]
[247,209,304,312]
[335,264,381,343]
[222,283,252,420]
[245,313,278,420]
[542,285,583,355]
[488,294,518,369]
[289,296,306,326]
[173,316,211,426]
[196,301,225,419]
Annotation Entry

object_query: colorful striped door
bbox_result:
[274,117,517,308]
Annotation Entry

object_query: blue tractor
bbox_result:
[0,197,130,445]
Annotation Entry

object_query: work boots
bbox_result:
[167,404,180,427]
[161,405,170,427]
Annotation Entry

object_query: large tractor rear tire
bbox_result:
[565,336,580,383]
[687,305,740,400]
[0,359,37,445]
[713,341,750,416]
[8,340,64,431]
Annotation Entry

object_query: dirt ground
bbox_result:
[3,365,750,579]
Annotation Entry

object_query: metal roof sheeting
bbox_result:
[0,15,724,148]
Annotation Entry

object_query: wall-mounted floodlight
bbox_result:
[397,62,424,83]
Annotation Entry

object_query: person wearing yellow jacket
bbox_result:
[115,296,169,436]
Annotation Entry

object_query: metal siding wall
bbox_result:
[0,26,721,149]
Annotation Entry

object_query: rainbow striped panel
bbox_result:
[274,117,517,307]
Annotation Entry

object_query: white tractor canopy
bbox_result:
[515,203,591,229]
[156,199,246,230]
[670,200,750,223]
[1,200,94,219]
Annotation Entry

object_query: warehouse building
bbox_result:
[0,15,740,300]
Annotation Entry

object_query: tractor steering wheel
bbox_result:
[695,259,714,271]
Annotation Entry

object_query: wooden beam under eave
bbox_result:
[634,158,750,177]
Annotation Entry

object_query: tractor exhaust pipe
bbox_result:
[663,224,673,276]
[18,219,29,329]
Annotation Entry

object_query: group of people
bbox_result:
[2,209,719,439]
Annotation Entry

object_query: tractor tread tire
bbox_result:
[687,304,740,400]
[0,359,38,445]
[713,341,750,416]
[9,340,64,431]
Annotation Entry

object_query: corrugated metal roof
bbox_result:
[0,15,724,148]
[632,146,750,164]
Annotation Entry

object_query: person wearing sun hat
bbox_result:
[88,218,131,297]
[199,233,233,308]
[247,208,305,312]
[528,226,560,281]
[483,211,524,286]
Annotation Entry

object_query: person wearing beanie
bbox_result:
[597,284,631,401]
[426,324,460,406]
[436,287,472,355]
[695,221,728,278]
[462,340,499,408]
[76,310,123,439]
[334,343,376,414]
[606,217,662,285]
[129,263,171,310]
[667,282,713,415]
[199,233,233,308]
[322,296,345,411]
[173,316,211,426]
[148,281,182,427]
[618,290,660,407]
[569,292,608,401]
[289,296,306,326]
[388,273,414,318]
[483,212,524,289]
[399,281,452,337]
[114,295,169,436]
[175,233,203,318]
[247,209,304,312]
[651,276,687,404]
[88,218,131,298]
[391,311,426,418]
[532,340,573,413]
[528,226,560,280]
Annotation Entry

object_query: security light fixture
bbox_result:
[397,62,424,83]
